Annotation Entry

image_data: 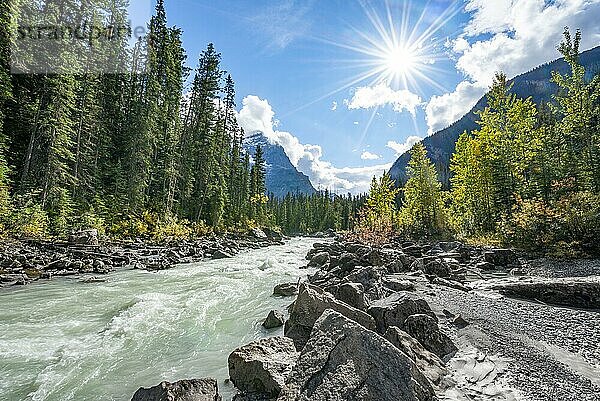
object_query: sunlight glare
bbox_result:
[384,45,416,77]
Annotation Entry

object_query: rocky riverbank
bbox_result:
[0,228,285,287]
[131,236,600,400]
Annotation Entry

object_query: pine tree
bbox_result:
[399,143,446,236]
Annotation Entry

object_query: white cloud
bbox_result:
[238,95,388,194]
[360,151,381,160]
[386,136,423,156]
[353,121,359,125]
[426,0,600,134]
[346,83,423,116]
[425,81,487,134]
[331,101,337,111]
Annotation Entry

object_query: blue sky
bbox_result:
[151,0,600,193]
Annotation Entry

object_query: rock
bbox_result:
[338,252,359,271]
[423,260,451,278]
[484,249,518,267]
[131,378,222,401]
[284,283,376,350]
[403,245,423,257]
[212,250,232,259]
[250,228,268,239]
[263,227,284,241]
[278,310,436,401]
[382,275,415,292]
[492,276,600,309]
[342,266,387,300]
[384,326,448,386]
[431,277,469,292]
[452,315,469,329]
[273,283,298,297]
[404,314,457,360]
[68,229,99,246]
[308,252,330,268]
[367,292,436,334]
[263,310,285,329]
[475,261,495,271]
[336,282,367,310]
[228,336,298,399]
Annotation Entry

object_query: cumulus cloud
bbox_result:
[386,136,423,156]
[237,95,388,194]
[425,81,487,134]
[425,0,600,133]
[360,151,381,160]
[346,84,423,116]
[331,101,337,111]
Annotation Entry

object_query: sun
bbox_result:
[383,45,417,78]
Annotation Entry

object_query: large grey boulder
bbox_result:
[284,283,376,350]
[404,314,457,360]
[68,229,99,246]
[273,283,298,297]
[228,337,298,399]
[278,310,437,401]
[131,378,221,401]
[384,326,448,386]
[308,252,330,268]
[367,292,436,334]
[484,249,518,267]
[492,276,600,309]
[336,282,368,310]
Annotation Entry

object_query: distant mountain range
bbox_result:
[389,46,600,187]
[243,131,316,198]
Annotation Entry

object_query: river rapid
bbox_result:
[0,237,316,401]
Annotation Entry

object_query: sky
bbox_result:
[153,0,600,194]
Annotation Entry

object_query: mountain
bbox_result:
[243,131,316,198]
[389,46,600,187]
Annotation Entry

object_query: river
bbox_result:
[0,237,316,401]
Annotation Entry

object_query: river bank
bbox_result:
[215,237,600,401]
[0,228,287,287]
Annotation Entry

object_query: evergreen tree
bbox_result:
[398,143,446,236]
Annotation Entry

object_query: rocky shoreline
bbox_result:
[0,228,286,287]
[128,236,600,401]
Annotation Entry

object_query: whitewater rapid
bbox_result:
[0,237,316,401]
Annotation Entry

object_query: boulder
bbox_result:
[284,283,376,350]
[278,310,436,401]
[273,283,298,297]
[308,252,330,268]
[336,282,367,310]
[212,249,232,259]
[342,266,388,300]
[423,260,451,278]
[384,326,448,386]
[404,314,457,360]
[250,228,268,239]
[367,292,436,334]
[338,252,359,271]
[492,276,600,309]
[131,378,221,401]
[229,337,298,399]
[383,275,415,292]
[263,310,285,329]
[68,229,99,246]
[484,249,518,267]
